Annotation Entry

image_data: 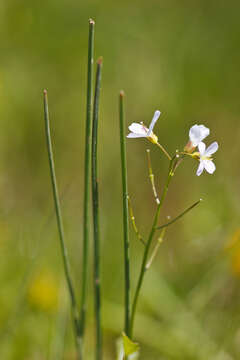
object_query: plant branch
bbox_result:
[156,199,202,230]
[146,228,166,270]
[128,196,145,245]
[146,149,160,204]
[156,142,172,161]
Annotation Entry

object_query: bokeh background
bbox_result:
[1,1,240,359]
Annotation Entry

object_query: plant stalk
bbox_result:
[129,157,175,338]
[119,91,131,336]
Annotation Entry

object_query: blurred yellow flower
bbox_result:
[27,270,59,312]
[231,252,240,277]
[225,229,240,277]
[225,228,240,252]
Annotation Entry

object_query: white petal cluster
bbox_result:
[126,110,219,177]
[196,141,218,176]
[127,110,160,144]
[189,124,218,176]
[189,124,210,147]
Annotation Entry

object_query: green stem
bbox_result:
[92,58,103,360]
[80,18,95,340]
[146,227,166,270]
[156,142,172,161]
[43,90,82,359]
[129,157,175,338]
[128,195,145,246]
[146,149,160,204]
[156,199,202,230]
[119,91,131,336]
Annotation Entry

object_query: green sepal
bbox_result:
[122,332,140,356]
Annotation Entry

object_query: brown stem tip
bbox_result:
[89,18,95,25]
[97,57,103,65]
[43,89,48,95]
[120,90,125,97]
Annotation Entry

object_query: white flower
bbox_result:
[196,141,218,176]
[127,110,160,144]
[189,124,210,147]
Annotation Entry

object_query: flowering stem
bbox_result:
[128,196,145,245]
[156,142,172,161]
[156,199,202,230]
[129,157,176,338]
[92,58,103,360]
[146,149,160,204]
[146,199,202,269]
[145,228,166,270]
[43,90,82,359]
[119,91,131,336]
[80,18,95,341]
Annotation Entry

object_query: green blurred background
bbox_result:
[1,0,240,359]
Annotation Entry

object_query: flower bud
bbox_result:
[184,140,195,153]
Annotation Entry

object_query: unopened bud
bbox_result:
[184,140,196,153]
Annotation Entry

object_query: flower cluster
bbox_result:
[187,124,218,176]
[127,111,219,176]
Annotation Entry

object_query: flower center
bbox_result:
[147,133,158,144]
[201,156,212,161]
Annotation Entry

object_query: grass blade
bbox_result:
[92,58,103,360]
[43,90,82,359]
[80,18,95,340]
[119,91,131,336]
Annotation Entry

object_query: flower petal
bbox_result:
[198,142,206,156]
[203,160,216,174]
[196,161,204,176]
[205,141,219,157]
[189,124,210,146]
[147,110,161,136]
[198,125,210,139]
[127,133,146,138]
[128,123,148,135]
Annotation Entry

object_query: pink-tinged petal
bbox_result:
[189,124,210,146]
[196,161,204,176]
[205,141,218,157]
[147,110,161,136]
[204,160,216,174]
[198,142,206,156]
[128,123,148,135]
[127,133,146,138]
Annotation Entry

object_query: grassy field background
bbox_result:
[1,1,240,359]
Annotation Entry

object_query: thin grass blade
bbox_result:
[119,91,131,336]
[92,58,103,360]
[43,90,82,359]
